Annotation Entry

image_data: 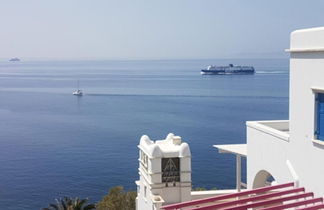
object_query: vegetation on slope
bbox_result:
[43,186,136,210]
[42,197,95,210]
[97,186,136,210]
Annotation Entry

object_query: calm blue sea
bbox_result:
[0,59,289,209]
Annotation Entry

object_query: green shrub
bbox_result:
[192,186,217,191]
[43,197,95,210]
[97,186,136,210]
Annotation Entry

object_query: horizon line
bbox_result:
[0,56,289,62]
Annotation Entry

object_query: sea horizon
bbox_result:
[0,57,289,62]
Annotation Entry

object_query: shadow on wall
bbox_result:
[253,170,276,189]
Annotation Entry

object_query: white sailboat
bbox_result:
[73,80,83,96]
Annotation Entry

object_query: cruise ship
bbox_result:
[201,64,255,75]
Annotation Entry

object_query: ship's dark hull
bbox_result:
[201,69,255,75]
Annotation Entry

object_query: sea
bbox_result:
[0,59,289,209]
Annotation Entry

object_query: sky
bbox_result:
[1,0,324,60]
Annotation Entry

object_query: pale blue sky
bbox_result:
[1,0,324,60]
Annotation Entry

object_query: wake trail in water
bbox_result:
[86,93,288,100]
[256,71,288,74]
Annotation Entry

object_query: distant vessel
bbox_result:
[201,64,255,75]
[73,89,83,96]
[73,80,83,96]
[9,58,20,62]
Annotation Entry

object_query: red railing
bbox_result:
[161,182,324,210]
[161,182,294,210]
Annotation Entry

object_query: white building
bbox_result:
[137,26,324,209]
[136,133,192,210]
[247,26,324,195]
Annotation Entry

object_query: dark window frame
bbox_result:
[315,93,324,141]
[161,157,180,183]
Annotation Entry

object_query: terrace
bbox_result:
[246,120,289,142]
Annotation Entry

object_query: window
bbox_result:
[140,150,148,170]
[161,158,180,183]
[316,93,324,140]
[144,186,147,198]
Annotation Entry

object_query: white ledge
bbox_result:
[246,120,290,142]
[213,144,247,157]
[312,139,324,146]
[285,48,324,53]
[311,87,324,93]
[190,189,249,200]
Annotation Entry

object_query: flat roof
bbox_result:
[288,26,324,53]
[213,144,247,157]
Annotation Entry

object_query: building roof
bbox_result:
[213,144,247,157]
[287,27,324,53]
[138,133,191,158]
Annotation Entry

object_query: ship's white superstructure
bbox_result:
[201,64,255,75]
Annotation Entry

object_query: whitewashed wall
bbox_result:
[247,27,324,198]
